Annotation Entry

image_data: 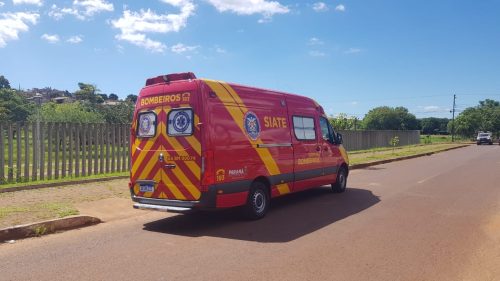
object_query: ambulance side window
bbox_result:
[293,116,316,140]
[137,111,157,138]
[319,117,334,143]
[168,108,194,136]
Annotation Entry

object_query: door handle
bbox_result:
[164,164,176,169]
[316,146,321,152]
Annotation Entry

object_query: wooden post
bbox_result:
[24,124,29,181]
[47,123,52,180]
[81,123,86,177]
[54,123,60,179]
[99,123,104,174]
[0,124,4,182]
[87,123,92,176]
[105,123,110,173]
[75,124,80,177]
[39,122,45,180]
[32,122,37,181]
[68,124,73,177]
[62,123,67,178]
[94,124,98,175]
[16,123,21,181]
[7,124,13,182]
[111,124,116,173]
[117,123,122,172]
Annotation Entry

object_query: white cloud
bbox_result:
[111,1,195,53]
[171,43,198,54]
[12,0,42,6]
[215,46,226,53]
[312,2,328,12]
[67,35,83,44]
[206,0,289,22]
[41,33,59,43]
[0,1,6,7]
[351,101,358,105]
[0,12,39,47]
[49,0,113,20]
[335,4,345,12]
[308,37,323,45]
[309,50,326,57]
[344,47,362,54]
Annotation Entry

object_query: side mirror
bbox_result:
[336,133,343,144]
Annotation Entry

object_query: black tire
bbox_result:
[332,167,348,193]
[243,181,270,220]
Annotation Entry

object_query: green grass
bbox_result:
[0,171,128,190]
[419,134,469,144]
[349,143,467,166]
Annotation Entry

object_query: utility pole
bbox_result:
[451,94,456,142]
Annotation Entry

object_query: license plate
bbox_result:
[139,184,154,193]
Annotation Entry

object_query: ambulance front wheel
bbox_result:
[332,167,347,193]
[244,181,270,220]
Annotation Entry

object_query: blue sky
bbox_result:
[1,0,500,119]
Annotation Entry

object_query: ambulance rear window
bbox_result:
[168,108,194,136]
[137,111,157,138]
[293,116,316,140]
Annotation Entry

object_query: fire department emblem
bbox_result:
[173,111,191,133]
[244,111,260,140]
[139,115,152,135]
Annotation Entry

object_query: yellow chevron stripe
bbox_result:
[162,150,201,199]
[179,104,202,156]
[160,169,186,200]
[203,79,291,195]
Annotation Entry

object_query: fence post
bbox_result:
[122,124,127,172]
[7,124,13,182]
[75,123,80,177]
[81,123,86,177]
[105,123,110,173]
[55,123,60,179]
[99,123,104,174]
[47,123,52,180]
[0,124,3,183]
[87,123,92,176]
[111,124,116,173]
[62,122,67,178]
[39,122,45,180]
[93,124,98,175]
[16,123,21,182]
[31,122,37,181]
[68,124,73,177]
[24,124,29,182]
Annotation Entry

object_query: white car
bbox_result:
[476,132,493,145]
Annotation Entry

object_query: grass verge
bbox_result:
[349,143,468,166]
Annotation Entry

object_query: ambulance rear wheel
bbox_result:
[332,167,347,193]
[244,182,270,220]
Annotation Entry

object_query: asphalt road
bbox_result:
[1,145,499,281]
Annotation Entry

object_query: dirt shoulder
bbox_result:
[0,179,130,228]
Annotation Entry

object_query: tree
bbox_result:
[75,83,99,103]
[0,88,34,122]
[97,102,134,123]
[0,75,11,89]
[420,117,450,134]
[31,102,104,123]
[108,93,119,100]
[450,99,500,138]
[362,106,419,130]
[328,113,359,130]
[125,94,138,104]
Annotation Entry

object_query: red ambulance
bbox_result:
[130,72,349,219]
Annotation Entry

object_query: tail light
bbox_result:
[201,150,214,191]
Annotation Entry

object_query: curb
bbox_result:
[350,144,470,170]
[0,215,101,243]
[0,176,128,194]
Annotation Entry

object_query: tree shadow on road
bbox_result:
[143,187,380,243]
